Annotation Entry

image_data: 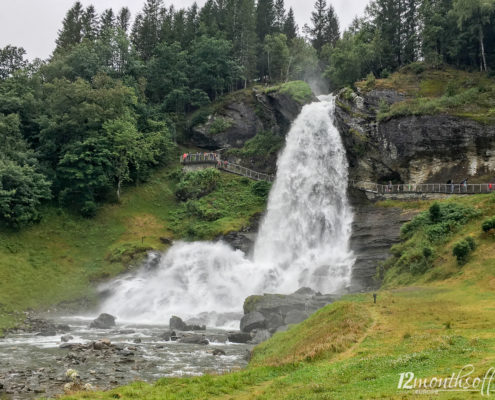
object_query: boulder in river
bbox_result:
[212,348,226,356]
[89,313,116,329]
[227,332,252,343]
[61,335,74,342]
[240,311,266,333]
[178,334,209,345]
[169,316,205,331]
[248,329,271,345]
[36,330,57,337]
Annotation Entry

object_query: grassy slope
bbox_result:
[0,165,266,334]
[355,64,495,124]
[62,194,495,399]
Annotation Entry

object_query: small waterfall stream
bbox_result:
[99,95,355,325]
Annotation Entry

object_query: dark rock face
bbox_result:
[240,312,267,333]
[241,288,339,340]
[335,88,495,184]
[169,316,206,331]
[89,313,116,329]
[189,88,314,174]
[348,189,417,291]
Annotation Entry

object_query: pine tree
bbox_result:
[237,0,258,86]
[256,0,275,40]
[304,0,328,54]
[81,5,98,41]
[274,0,286,32]
[55,1,84,53]
[283,8,298,40]
[324,5,340,47]
[116,7,131,32]
[131,0,164,61]
[99,9,115,38]
[402,0,418,64]
[184,3,200,44]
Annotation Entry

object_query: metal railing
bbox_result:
[351,181,495,195]
[180,153,274,182]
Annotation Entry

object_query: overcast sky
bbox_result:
[0,0,369,60]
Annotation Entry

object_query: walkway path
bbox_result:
[352,181,495,195]
[181,153,275,182]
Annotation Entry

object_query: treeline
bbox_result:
[325,0,495,87]
[1,0,493,228]
[0,0,326,228]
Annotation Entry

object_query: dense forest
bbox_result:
[0,0,494,228]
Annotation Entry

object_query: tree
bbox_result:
[304,0,328,54]
[324,5,340,48]
[283,8,298,40]
[256,0,275,40]
[264,33,290,82]
[99,9,115,38]
[274,0,286,32]
[451,0,494,71]
[116,7,132,32]
[81,5,98,41]
[132,0,164,61]
[0,46,27,80]
[0,114,51,228]
[55,1,84,53]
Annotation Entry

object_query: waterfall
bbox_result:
[99,95,355,325]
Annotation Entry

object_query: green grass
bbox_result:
[0,165,266,335]
[61,193,495,399]
[354,65,495,124]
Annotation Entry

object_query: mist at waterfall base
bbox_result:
[99,95,355,327]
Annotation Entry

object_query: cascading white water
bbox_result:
[99,95,355,325]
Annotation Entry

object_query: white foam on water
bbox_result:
[99,95,355,325]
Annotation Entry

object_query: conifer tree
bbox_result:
[274,0,286,32]
[325,5,340,47]
[55,2,84,53]
[81,5,98,41]
[132,0,164,61]
[116,7,132,33]
[304,0,328,54]
[256,0,275,40]
[283,8,298,40]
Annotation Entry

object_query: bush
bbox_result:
[482,217,495,233]
[175,168,221,201]
[252,180,272,198]
[208,117,232,135]
[429,203,441,223]
[465,236,476,251]
[364,72,376,90]
[422,246,433,259]
[452,238,475,265]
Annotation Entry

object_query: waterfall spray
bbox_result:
[99,95,355,325]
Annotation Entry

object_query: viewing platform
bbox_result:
[351,181,495,195]
[180,153,275,182]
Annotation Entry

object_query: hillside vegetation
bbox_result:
[61,193,495,399]
[356,65,495,124]
[0,165,267,334]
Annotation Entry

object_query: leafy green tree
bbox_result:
[0,46,27,80]
[451,0,494,71]
[264,34,290,82]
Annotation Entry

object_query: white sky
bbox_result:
[0,0,369,60]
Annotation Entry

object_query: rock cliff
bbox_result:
[335,88,495,184]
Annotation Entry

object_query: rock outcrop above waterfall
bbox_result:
[335,87,495,184]
[241,288,340,335]
[187,82,316,173]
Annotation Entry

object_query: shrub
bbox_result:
[364,72,376,90]
[208,117,232,135]
[429,203,441,223]
[465,236,476,251]
[452,238,474,265]
[482,217,495,233]
[80,201,97,218]
[175,168,220,201]
[422,246,433,259]
[252,180,272,198]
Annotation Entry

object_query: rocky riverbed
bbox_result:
[0,316,252,399]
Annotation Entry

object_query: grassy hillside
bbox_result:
[0,164,267,334]
[355,64,495,124]
[60,193,495,399]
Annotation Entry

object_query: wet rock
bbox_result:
[275,325,289,333]
[169,316,205,331]
[248,329,271,344]
[284,310,309,325]
[206,333,228,343]
[227,332,252,344]
[56,324,71,332]
[37,330,57,337]
[61,335,74,342]
[159,330,174,341]
[240,312,266,333]
[90,313,116,329]
[212,349,226,356]
[179,334,209,345]
[133,338,142,343]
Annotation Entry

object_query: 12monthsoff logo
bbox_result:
[398,365,495,396]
